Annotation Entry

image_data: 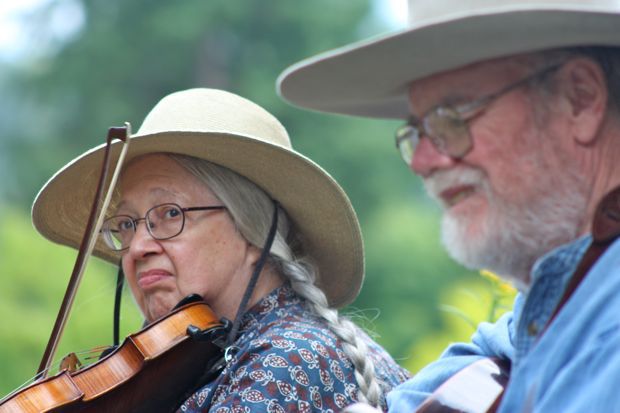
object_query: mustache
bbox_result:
[423,168,487,204]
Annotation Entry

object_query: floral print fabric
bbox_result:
[180,285,409,412]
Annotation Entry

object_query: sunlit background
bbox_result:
[0,0,513,396]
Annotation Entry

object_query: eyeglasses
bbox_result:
[101,203,226,251]
[395,63,563,165]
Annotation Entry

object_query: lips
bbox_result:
[424,167,485,210]
[137,269,173,289]
[440,185,476,208]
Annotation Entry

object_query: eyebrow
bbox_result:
[431,94,474,110]
[115,187,184,212]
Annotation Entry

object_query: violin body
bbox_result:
[0,302,224,413]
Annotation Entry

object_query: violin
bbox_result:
[0,124,229,412]
[0,300,226,413]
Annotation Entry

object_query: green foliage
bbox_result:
[405,272,516,374]
[356,196,481,360]
[1,0,374,206]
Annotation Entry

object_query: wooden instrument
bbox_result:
[0,301,225,413]
[415,358,510,413]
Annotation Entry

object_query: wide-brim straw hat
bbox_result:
[278,0,620,119]
[32,88,364,308]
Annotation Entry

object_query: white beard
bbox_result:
[424,167,588,289]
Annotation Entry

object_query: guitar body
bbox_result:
[415,358,510,413]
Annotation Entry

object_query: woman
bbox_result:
[32,88,409,411]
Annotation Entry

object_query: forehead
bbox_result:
[117,154,215,207]
[407,56,528,114]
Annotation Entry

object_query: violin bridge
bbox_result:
[60,352,83,373]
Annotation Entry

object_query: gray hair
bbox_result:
[565,46,620,113]
[168,153,385,407]
[523,46,620,114]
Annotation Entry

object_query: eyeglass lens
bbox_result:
[102,203,185,251]
[397,106,473,165]
[425,107,473,157]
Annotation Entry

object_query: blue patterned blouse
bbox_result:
[179,284,410,412]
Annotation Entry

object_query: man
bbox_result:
[277,1,620,411]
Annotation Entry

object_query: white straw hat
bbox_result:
[278,0,620,119]
[32,88,364,308]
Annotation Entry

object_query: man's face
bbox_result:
[407,57,588,286]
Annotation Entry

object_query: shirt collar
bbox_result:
[530,235,592,287]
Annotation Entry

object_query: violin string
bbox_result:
[2,375,39,399]
[3,357,67,398]
[62,347,110,365]
[3,345,110,401]
[70,279,117,309]
[14,284,122,390]
[25,279,125,381]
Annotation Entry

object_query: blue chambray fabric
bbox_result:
[389,236,620,412]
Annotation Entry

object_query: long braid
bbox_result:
[169,153,384,407]
[278,257,384,407]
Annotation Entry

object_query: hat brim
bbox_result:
[278,8,620,119]
[32,131,364,308]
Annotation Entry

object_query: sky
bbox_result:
[0,0,52,60]
[0,0,85,62]
[0,0,408,62]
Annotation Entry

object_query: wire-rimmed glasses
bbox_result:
[101,203,226,251]
[395,63,563,165]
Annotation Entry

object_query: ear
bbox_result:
[557,58,608,145]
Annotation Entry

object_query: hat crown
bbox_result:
[137,88,291,148]
[407,0,620,24]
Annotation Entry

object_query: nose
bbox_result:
[126,220,162,259]
[409,136,456,177]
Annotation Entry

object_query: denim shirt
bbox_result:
[388,235,620,412]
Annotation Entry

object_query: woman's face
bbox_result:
[118,154,261,322]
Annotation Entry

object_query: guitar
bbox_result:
[415,358,510,413]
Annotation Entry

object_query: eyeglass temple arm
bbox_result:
[458,63,562,115]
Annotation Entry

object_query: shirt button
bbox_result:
[527,322,539,336]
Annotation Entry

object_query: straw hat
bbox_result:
[278,0,620,119]
[32,88,364,308]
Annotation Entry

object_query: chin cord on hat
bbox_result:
[99,261,125,360]
[113,263,124,346]
[179,200,280,409]
[223,199,279,358]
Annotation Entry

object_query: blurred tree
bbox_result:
[2,0,383,205]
